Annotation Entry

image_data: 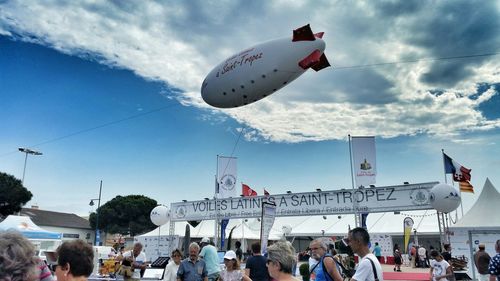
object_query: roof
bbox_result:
[452,178,500,228]
[20,208,92,230]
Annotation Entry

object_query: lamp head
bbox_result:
[89,200,95,206]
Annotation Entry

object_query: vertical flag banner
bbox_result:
[361,213,369,229]
[403,217,414,254]
[352,136,376,187]
[443,153,474,193]
[242,183,257,196]
[217,156,238,198]
[220,219,229,247]
[261,202,276,255]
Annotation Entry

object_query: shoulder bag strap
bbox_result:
[367,257,379,281]
[310,260,320,274]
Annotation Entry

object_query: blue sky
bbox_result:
[1,1,499,216]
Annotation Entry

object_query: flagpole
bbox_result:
[443,150,464,219]
[348,134,359,227]
[441,149,448,184]
[215,155,219,248]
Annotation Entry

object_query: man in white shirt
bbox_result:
[122,242,147,281]
[348,227,383,281]
[429,250,453,281]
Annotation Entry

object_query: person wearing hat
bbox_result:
[199,237,220,281]
[474,244,491,281]
[219,250,251,281]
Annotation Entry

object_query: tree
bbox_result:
[0,172,33,218]
[89,195,158,236]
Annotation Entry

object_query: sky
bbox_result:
[1,0,499,217]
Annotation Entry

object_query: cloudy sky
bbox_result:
[1,1,499,218]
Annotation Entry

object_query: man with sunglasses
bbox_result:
[309,238,343,281]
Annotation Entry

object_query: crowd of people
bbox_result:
[2,228,500,281]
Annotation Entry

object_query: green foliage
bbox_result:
[0,172,33,217]
[89,195,157,236]
[299,263,310,281]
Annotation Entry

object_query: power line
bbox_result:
[0,103,179,158]
[333,52,500,70]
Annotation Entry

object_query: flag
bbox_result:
[217,156,238,198]
[351,136,376,187]
[361,213,369,229]
[403,217,414,254]
[261,202,276,255]
[220,219,229,247]
[443,153,474,193]
[242,183,257,197]
[264,189,270,196]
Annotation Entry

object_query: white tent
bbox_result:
[138,219,282,240]
[452,178,500,228]
[449,178,500,280]
[0,215,62,240]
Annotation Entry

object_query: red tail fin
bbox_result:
[298,50,322,69]
[311,53,331,71]
[292,24,316,41]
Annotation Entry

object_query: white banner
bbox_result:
[370,234,394,257]
[134,235,180,262]
[352,136,376,187]
[170,182,438,221]
[217,156,237,198]
[261,203,276,255]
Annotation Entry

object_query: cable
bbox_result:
[333,52,500,70]
[0,103,179,158]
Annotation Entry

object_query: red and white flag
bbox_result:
[242,183,257,197]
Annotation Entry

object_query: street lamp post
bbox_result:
[89,180,103,246]
[18,147,43,184]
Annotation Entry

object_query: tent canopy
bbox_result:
[139,209,440,240]
[453,178,500,228]
[0,215,62,239]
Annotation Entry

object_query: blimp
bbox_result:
[201,24,330,108]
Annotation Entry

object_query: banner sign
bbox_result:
[217,156,238,198]
[261,202,276,255]
[134,235,180,261]
[403,217,414,254]
[370,234,394,257]
[170,182,438,221]
[352,136,377,187]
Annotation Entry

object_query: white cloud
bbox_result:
[1,0,499,143]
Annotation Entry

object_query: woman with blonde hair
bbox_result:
[267,241,296,281]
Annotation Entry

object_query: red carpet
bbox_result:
[383,271,430,280]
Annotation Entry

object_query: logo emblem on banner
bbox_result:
[220,174,236,191]
[175,205,187,218]
[410,189,430,205]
